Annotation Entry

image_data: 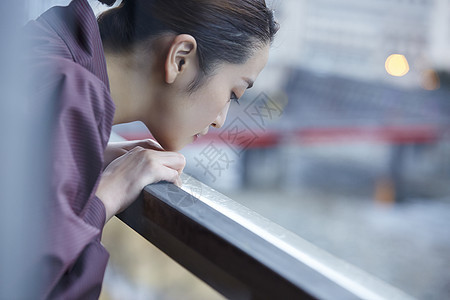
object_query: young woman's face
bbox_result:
[146,44,270,151]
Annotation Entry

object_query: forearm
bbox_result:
[42,194,107,298]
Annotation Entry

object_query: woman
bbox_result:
[25,0,278,298]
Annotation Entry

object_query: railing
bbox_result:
[117,174,416,300]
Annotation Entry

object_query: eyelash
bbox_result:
[230,92,240,105]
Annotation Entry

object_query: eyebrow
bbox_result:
[243,78,254,89]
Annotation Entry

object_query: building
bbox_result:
[262,0,450,89]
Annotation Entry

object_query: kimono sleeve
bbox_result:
[32,58,114,299]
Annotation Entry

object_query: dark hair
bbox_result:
[97,0,279,90]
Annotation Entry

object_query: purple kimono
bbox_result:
[24,0,115,298]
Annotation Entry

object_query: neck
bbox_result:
[105,51,156,125]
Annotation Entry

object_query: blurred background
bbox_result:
[28,0,450,299]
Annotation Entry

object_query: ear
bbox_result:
[165,34,197,84]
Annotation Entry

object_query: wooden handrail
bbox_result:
[118,174,415,300]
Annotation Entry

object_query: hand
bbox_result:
[103,139,163,170]
[96,146,186,224]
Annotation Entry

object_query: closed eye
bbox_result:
[230,92,240,105]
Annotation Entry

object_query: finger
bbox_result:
[119,139,163,152]
[129,145,145,154]
[140,139,164,151]
[152,167,180,185]
[175,176,182,187]
[142,150,185,171]
[150,150,183,158]
[161,153,186,173]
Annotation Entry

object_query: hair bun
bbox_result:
[98,0,117,6]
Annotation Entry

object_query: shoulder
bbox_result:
[23,16,73,62]
[29,57,115,132]
[31,56,109,103]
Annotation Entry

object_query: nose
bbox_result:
[211,102,230,129]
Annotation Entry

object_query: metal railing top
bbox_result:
[118,173,416,300]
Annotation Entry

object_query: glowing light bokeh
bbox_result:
[385,54,410,77]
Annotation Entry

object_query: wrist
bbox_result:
[95,176,120,224]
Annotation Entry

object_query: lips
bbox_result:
[200,128,209,136]
[193,128,209,142]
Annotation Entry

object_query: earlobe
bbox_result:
[164,34,197,84]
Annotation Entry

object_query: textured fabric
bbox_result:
[23,0,115,298]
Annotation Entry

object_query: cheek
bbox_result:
[189,89,227,123]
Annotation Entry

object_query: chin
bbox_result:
[149,133,181,152]
[159,140,188,152]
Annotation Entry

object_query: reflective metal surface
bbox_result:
[118,173,415,300]
[180,174,415,300]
